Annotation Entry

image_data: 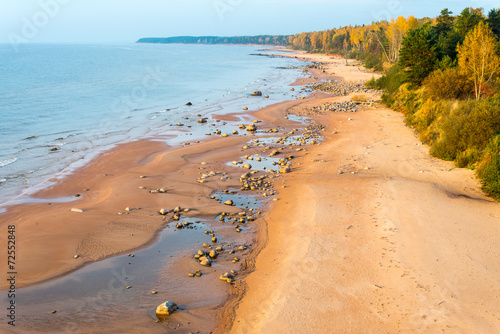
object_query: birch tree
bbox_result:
[457,21,500,99]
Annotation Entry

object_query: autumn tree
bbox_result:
[322,30,331,50]
[457,21,500,99]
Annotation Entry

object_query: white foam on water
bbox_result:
[0,157,17,168]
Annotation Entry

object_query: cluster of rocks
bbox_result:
[197,170,230,184]
[301,101,359,115]
[310,80,378,96]
[239,172,275,192]
[158,206,189,221]
[146,187,167,194]
[301,121,324,144]
[194,243,221,267]
[251,91,269,98]
[307,62,326,71]
[175,221,199,229]
[191,228,249,280]
[216,210,257,235]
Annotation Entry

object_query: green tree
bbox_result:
[437,29,462,61]
[399,23,438,85]
[332,34,345,50]
[486,8,500,37]
[457,21,500,99]
[436,8,455,35]
[455,7,485,38]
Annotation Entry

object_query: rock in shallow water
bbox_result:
[246,124,257,132]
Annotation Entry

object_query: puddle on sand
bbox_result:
[212,190,267,209]
[284,114,310,123]
[3,197,267,332]
[0,195,80,211]
[6,219,211,330]
[227,155,282,172]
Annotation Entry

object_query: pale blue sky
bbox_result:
[0,0,498,44]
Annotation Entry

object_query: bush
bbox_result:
[364,54,384,72]
[456,148,481,168]
[366,64,406,106]
[391,84,422,117]
[431,97,500,160]
[477,135,500,199]
[408,97,452,144]
[422,68,473,100]
[351,94,368,102]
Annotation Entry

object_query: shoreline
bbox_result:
[0,44,304,211]
[0,50,344,332]
[0,48,319,291]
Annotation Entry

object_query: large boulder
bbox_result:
[199,256,212,266]
[280,166,291,174]
[156,301,178,317]
[246,124,257,132]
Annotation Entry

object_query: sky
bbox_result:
[0,0,498,44]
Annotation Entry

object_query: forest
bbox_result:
[137,35,289,45]
[291,7,500,198]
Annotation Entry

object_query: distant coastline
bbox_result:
[137,35,289,45]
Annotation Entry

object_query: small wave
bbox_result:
[24,135,39,140]
[0,179,6,183]
[0,157,17,168]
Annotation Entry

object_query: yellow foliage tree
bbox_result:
[322,30,329,49]
[458,21,500,99]
[386,16,418,62]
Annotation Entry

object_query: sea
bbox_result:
[0,43,306,209]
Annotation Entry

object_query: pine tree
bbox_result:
[399,23,438,85]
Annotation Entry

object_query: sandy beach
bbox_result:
[223,53,500,334]
[1,51,499,333]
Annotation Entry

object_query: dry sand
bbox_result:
[223,54,500,334]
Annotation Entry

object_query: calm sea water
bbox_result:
[0,43,305,207]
